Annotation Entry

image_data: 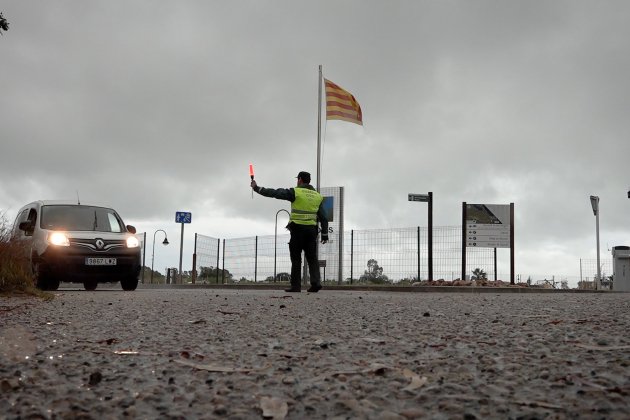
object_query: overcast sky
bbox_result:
[2,1,630,284]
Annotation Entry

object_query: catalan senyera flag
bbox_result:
[324,78,363,126]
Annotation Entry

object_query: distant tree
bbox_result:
[199,266,232,283]
[471,268,487,281]
[199,266,213,279]
[360,259,390,284]
[264,273,291,283]
[141,266,166,284]
[275,272,291,282]
[0,12,9,35]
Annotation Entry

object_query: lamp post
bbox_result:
[590,196,601,290]
[274,209,290,282]
[151,229,169,284]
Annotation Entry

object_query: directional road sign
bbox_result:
[408,193,430,202]
[175,211,192,224]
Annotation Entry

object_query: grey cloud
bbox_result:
[2,1,630,282]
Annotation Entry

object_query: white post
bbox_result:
[596,208,601,290]
[590,195,601,290]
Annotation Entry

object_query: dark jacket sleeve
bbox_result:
[255,186,295,202]
[317,202,329,239]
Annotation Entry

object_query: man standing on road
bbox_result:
[251,171,328,293]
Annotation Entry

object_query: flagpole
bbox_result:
[316,64,322,192]
[311,65,322,288]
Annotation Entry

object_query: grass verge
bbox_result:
[0,212,52,299]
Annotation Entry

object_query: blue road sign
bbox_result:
[175,211,192,224]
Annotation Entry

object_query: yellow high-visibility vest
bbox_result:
[290,188,323,226]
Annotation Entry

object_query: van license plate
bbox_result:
[85,258,117,266]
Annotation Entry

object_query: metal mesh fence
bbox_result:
[223,237,256,282]
[190,231,619,289]
[195,226,504,285]
[347,227,419,282]
[578,258,613,289]
[210,234,292,283]
[257,234,292,282]
[195,234,221,283]
[347,226,495,283]
[580,258,613,280]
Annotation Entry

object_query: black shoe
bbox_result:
[307,284,322,293]
[284,288,301,293]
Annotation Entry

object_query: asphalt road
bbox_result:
[1,287,629,419]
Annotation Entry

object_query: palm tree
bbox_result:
[471,268,487,281]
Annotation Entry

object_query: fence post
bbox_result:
[141,232,146,284]
[428,192,433,281]
[417,226,421,282]
[216,238,220,284]
[338,186,345,285]
[350,230,354,284]
[222,239,226,284]
[192,233,197,284]
[510,202,515,285]
[255,235,258,282]
[462,202,467,281]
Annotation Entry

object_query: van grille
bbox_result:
[70,238,126,252]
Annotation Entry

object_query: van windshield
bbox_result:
[41,205,124,233]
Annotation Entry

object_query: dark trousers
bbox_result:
[289,224,320,289]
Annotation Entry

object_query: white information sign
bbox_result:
[465,204,511,248]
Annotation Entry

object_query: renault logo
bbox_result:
[95,239,105,250]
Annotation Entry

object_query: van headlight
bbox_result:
[126,236,140,248]
[49,232,70,247]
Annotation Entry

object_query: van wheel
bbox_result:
[31,263,61,291]
[120,277,138,291]
[83,280,98,291]
[32,262,48,290]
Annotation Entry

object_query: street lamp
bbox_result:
[151,229,169,284]
[274,209,290,282]
[590,196,601,290]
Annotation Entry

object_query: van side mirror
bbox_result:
[18,221,34,233]
[126,225,137,234]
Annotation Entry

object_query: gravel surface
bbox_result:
[1,287,630,419]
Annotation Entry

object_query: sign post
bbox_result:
[175,211,192,284]
[319,259,327,283]
[408,192,433,281]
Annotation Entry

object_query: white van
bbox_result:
[13,200,141,291]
